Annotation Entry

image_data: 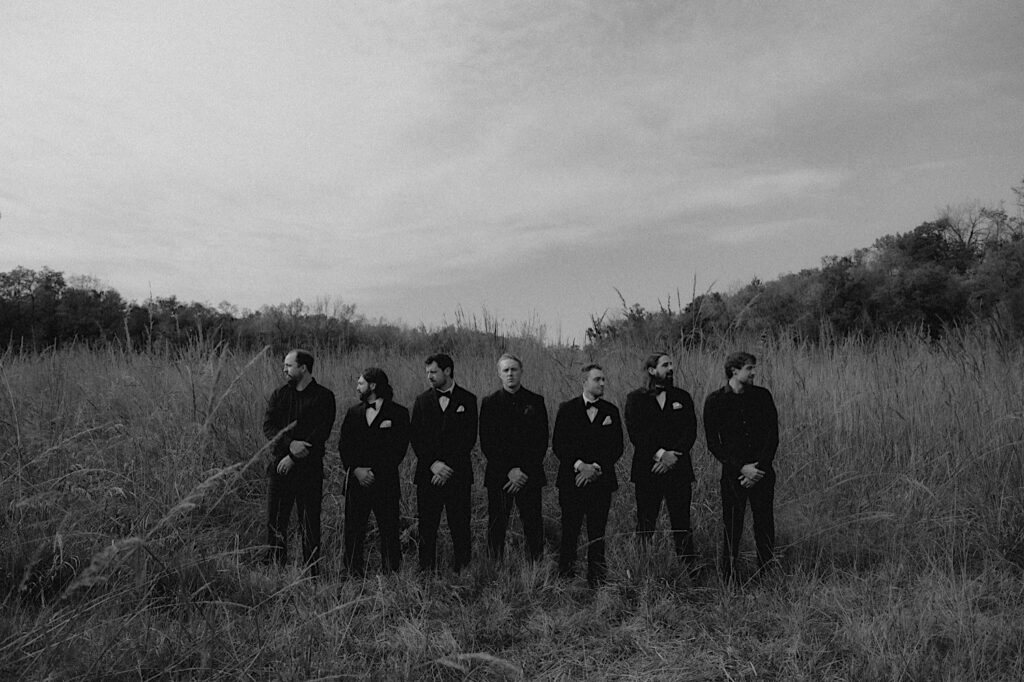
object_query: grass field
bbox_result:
[2,333,1023,680]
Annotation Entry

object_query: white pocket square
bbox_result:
[456,405,466,413]
[672,402,683,410]
[380,420,392,429]
[602,416,613,426]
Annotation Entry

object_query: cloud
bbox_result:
[1,0,1022,336]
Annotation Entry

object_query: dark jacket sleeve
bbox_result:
[528,394,550,472]
[478,393,508,467]
[455,393,479,465]
[381,404,411,471]
[551,400,579,466]
[756,389,779,468]
[306,388,336,450]
[337,405,359,471]
[262,387,294,463]
[600,405,625,472]
[262,387,285,441]
[703,391,742,470]
[624,391,654,463]
[409,393,431,462]
[674,391,698,455]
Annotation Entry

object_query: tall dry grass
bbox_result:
[1,333,1023,680]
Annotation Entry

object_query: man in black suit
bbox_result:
[263,349,336,577]
[410,353,478,573]
[552,363,624,585]
[338,367,410,576]
[624,352,698,564]
[704,351,779,581]
[479,353,549,561]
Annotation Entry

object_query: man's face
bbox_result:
[356,375,373,402]
[648,355,674,385]
[732,362,757,386]
[426,362,453,390]
[283,352,305,385]
[583,368,606,399]
[498,358,522,391]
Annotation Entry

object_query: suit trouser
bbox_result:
[486,485,544,561]
[416,481,472,572]
[634,480,695,559]
[344,480,402,575]
[720,469,775,576]
[558,488,612,582]
[266,465,323,575]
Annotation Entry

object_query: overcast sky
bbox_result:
[3,1,1023,343]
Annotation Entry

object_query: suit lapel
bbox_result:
[368,401,385,429]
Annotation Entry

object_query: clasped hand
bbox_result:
[739,462,764,488]
[354,466,375,487]
[652,450,680,475]
[503,467,529,493]
[575,462,602,487]
[277,439,313,474]
[430,460,454,486]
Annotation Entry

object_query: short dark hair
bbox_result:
[724,351,757,379]
[581,362,603,375]
[361,367,394,401]
[642,352,671,391]
[291,349,314,372]
[426,353,455,376]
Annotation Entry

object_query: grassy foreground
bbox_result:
[2,334,1023,680]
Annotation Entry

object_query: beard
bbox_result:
[655,371,674,387]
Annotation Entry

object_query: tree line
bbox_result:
[588,181,1024,347]
[4,179,1023,352]
[0,270,511,354]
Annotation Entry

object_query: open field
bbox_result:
[2,334,1024,680]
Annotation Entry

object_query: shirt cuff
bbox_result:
[654,448,666,462]
[573,459,583,472]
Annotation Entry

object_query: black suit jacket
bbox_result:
[703,384,779,478]
[262,378,336,474]
[624,386,697,485]
[338,399,410,489]
[552,396,624,493]
[410,384,478,486]
[479,386,549,489]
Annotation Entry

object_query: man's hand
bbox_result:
[430,460,454,486]
[289,440,312,458]
[354,467,375,487]
[652,450,680,475]
[503,467,529,493]
[276,455,295,474]
[575,462,602,487]
[739,462,764,488]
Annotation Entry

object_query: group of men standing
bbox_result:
[261,349,778,584]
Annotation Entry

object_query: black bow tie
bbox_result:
[436,390,452,400]
[364,402,377,411]
[585,401,599,409]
